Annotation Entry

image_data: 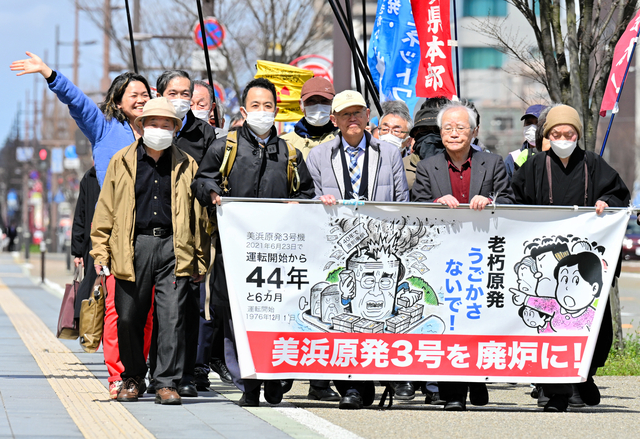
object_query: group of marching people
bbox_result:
[10,49,629,412]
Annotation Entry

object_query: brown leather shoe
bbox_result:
[155,387,182,405]
[117,377,141,402]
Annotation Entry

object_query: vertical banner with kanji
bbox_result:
[217,200,630,383]
[599,10,640,116]
[411,0,456,99]
[367,0,421,114]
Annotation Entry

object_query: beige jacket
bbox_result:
[90,139,210,282]
[281,129,337,160]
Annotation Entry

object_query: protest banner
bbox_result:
[367,0,421,114]
[412,0,457,99]
[217,200,630,383]
[255,60,314,122]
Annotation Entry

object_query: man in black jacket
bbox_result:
[193,78,314,407]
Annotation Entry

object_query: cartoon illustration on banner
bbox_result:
[302,215,449,335]
[509,235,608,334]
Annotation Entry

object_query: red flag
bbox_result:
[412,0,457,99]
[600,11,640,116]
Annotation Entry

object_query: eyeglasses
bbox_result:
[379,127,409,136]
[336,109,366,119]
[442,126,471,134]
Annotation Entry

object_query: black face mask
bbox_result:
[414,132,445,160]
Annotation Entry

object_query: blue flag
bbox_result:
[367,0,420,116]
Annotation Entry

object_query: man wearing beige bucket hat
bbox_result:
[91,97,210,406]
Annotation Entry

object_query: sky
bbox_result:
[1,1,104,146]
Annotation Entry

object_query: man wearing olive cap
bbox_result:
[511,104,629,412]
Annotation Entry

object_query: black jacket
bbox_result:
[192,122,315,307]
[71,167,100,265]
[192,122,315,206]
[176,110,217,165]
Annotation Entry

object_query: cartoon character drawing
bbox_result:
[511,251,602,332]
[518,305,553,333]
[513,256,540,295]
[529,242,570,297]
[302,215,446,334]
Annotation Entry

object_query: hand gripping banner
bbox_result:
[217,200,630,383]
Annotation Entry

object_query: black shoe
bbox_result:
[194,367,211,391]
[264,380,283,405]
[210,358,233,385]
[308,385,340,401]
[443,400,466,411]
[544,394,569,412]
[568,385,585,408]
[577,376,601,406]
[537,387,550,407]
[339,390,363,410]
[424,391,445,405]
[392,382,415,401]
[178,382,198,397]
[468,383,488,406]
[281,379,294,394]
[238,388,260,407]
[530,385,539,399]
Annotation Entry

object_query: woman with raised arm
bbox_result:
[10,51,151,186]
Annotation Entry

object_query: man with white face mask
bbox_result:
[193,78,314,407]
[281,77,338,159]
[504,104,546,182]
[157,70,216,165]
[511,104,629,412]
[378,100,413,156]
[91,97,209,406]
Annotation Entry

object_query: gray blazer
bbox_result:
[306,132,410,202]
[411,150,515,204]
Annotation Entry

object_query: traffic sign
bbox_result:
[193,17,225,50]
[290,54,334,83]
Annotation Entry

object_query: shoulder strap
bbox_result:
[284,140,300,194]
[546,154,553,204]
[218,131,238,195]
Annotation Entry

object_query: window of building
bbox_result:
[461,47,504,69]
[463,0,508,17]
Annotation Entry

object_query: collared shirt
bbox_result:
[248,126,271,146]
[341,134,366,170]
[446,149,473,204]
[135,142,172,230]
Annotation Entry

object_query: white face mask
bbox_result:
[549,140,577,159]
[380,133,405,150]
[170,99,191,119]
[523,124,537,146]
[192,109,210,121]
[244,110,275,136]
[143,128,174,151]
[304,104,332,127]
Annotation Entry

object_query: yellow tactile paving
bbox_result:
[0,280,155,439]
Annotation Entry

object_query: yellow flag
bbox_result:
[255,60,314,122]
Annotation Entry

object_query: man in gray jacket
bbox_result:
[305,90,409,410]
[306,90,409,205]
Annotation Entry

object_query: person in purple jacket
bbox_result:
[10,51,151,186]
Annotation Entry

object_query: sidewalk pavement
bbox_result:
[2,252,639,438]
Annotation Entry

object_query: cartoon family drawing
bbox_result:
[510,236,606,333]
[303,215,445,334]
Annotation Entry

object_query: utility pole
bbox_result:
[133,0,143,71]
[333,0,352,93]
[22,93,30,261]
[73,0,80,85]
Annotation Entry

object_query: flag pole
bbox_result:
[451,0,460,97]
[196,0,221,128]
[124,0,138,73]
[599,26,640,156]
[362,0,369,105]
[327,0,382,113]
[344,0,362,94]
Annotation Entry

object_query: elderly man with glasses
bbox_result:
[411,103,514,411]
